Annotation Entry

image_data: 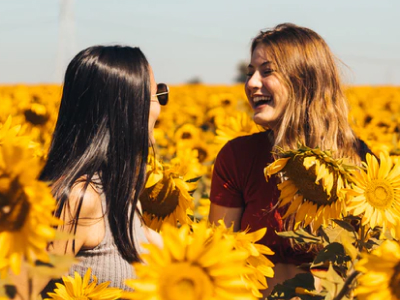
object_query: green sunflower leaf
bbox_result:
[5,285,17,299]
[276,228,322,244]
[342,215,361,223]
[268,273,324,300]
[0,279,17,300]
[317,227,330,244]
[331,219,355,232]
[312,242,350,274]
[186,176,202,183]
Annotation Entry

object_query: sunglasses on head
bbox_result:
[153,83,169,106]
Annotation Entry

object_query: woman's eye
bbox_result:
[263,69,275,76]
[246,72,254,77]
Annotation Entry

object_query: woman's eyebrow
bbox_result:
[260,61,273,67]
[248,61,273,68]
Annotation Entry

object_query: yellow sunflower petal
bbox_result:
[264,157,290,180]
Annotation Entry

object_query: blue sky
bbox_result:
[1,0,399,85]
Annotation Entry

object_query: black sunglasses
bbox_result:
[153,83,169,106]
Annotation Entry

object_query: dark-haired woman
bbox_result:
[19,45,167,297]
[209,23,372,295]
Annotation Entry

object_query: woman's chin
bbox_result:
[253,115,270,128]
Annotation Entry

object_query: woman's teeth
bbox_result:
[253,96,272,106]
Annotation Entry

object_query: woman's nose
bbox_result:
[246,72,262,92]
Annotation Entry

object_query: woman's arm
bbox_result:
[10,181,103,299]
[136,200,163,248]
[209,141,245,231]
[208,203,243,231]
[142,226,163,249]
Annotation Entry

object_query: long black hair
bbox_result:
[40,45,150,262]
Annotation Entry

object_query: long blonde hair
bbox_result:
[251,23,359,163]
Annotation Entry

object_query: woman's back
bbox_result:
[66,190,148,289]
[40,179,149,297]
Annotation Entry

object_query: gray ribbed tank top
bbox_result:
[68,193,149,290]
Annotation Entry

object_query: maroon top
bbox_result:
[210,131,371,264]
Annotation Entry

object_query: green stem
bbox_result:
[28,277,34,300]
[333,270,360,300]
[358,225,365,252]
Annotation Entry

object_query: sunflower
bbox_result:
[174,123,202,142]
[264,145,355,231]
[140,157,195,231]
[211,221,275,298]
[0,116,34,148]
[215,112,260,146]
[124,222,256,300]
[346,153,400,237]
[170,148,206,181]
[172,125,218,164]
[0,140,60,276]
[23,103,50,126]
[355,240,400,300]
[196,198,211,219]
[176,138,217,165]
[44,268,122,300]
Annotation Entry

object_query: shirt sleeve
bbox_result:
[210,141,245,208]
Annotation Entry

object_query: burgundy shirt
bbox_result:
[210,131,371,264]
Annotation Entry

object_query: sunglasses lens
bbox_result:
[156,83,169,106]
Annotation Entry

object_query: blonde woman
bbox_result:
[209,23,372,295]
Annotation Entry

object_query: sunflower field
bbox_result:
[1,84,400,300]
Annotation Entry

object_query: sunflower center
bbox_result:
[23,104,49,126]
[222,99,231,106]
[140,175,179,218]
[193,147,208,163]
[365,179,393,209]
[390,262,400,299]
[181,132,192,139]
[0,177,30,232]
[285,156,337,206]
[159,263,213,300]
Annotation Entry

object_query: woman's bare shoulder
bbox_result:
[66,177,104,220]
[50,177,104,255]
